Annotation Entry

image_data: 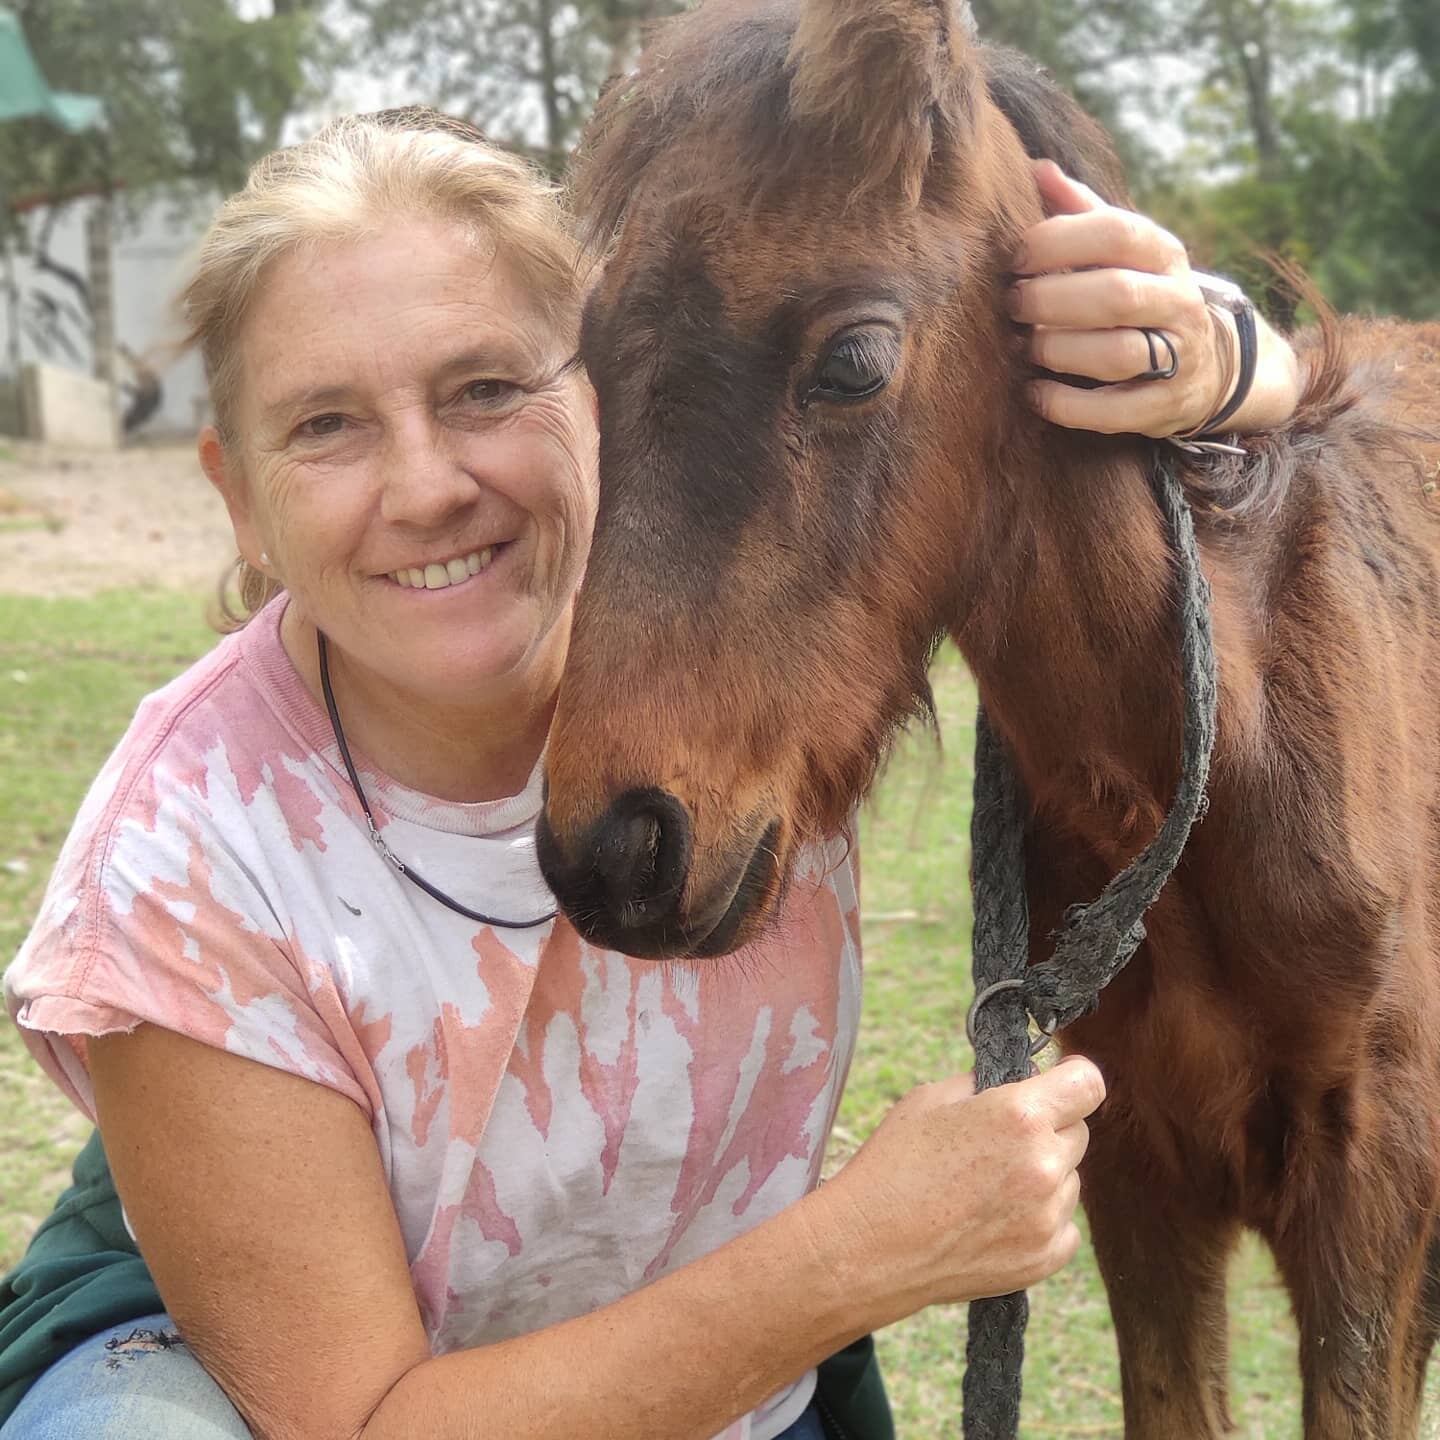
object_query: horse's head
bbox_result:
[538,0,1123,958]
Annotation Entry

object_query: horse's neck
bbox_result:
[952,433,1207,825]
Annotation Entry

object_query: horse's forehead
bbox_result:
[599,188,922,339]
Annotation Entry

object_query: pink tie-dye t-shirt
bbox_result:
[4,598,863,1440]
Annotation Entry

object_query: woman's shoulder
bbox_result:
[5,609,375,1122]
[10,610,329,982]
[63,620,299,862]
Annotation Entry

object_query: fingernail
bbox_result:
[1005,282,1025,318]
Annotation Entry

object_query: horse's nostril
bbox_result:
[595,812,659,907]
[590,788,692,919]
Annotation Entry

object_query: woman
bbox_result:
[2,109,1299,1440]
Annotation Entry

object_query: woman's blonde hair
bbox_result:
[184,107,584,628]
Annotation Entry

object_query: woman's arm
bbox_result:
[1011,159,1302,439]
[91,1023,1102,1440]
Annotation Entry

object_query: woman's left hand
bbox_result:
[1009,159,1234,438]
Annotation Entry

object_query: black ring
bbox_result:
[1132,327,1180,382]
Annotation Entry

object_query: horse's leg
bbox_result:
[1265,1112,1439,1439]
[1081,1111,1238,1439]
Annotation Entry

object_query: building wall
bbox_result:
[22,362,120,447]
[2,192,214,437]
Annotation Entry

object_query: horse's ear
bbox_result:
[787,0,977,202]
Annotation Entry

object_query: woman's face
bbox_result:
[209,217,597,707]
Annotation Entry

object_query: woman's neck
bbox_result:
[280,604,567,804]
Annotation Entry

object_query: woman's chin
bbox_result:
[389,621,565,708]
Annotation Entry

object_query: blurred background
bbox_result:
[0,0,1434,448]
[1,8,1437,1432]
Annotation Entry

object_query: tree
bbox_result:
[1133,0,1439,320]
[355,0,684,173]
[969,0,1172,178]
[0,0,339,211]
[0,0,343,385]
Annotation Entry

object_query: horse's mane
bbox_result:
[977,47,1131,205]
[571,1,796,251]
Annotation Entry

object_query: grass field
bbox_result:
[2,590,1437,1436]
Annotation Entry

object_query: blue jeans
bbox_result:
[1,1315,249,1437]
[3,1312,828,1439]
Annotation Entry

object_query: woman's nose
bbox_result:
[378,417,478,527]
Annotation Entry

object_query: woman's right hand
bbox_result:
[817,1055,1105,1320]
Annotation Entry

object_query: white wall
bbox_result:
[22,361,119,448]
[2,192,215,437]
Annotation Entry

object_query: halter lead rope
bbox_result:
[961,452,1219,1438]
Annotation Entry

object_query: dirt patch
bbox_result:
[0,440,235,597]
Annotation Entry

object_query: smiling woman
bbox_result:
[194,210,594,800]
[0,67,1297,1440]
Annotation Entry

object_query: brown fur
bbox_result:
[543,0,1440,1432]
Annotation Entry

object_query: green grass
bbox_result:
[0,516,63,535]
[0,595,1435,1434]
[0,592,217,1263]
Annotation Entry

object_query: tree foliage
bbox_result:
[1134,0,1439,319]
[2,0,1434,320]
[354,0,684,172]
[0,0,337,211]
[347,0,1438,318]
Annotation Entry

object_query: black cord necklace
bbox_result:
[317,630,558,931]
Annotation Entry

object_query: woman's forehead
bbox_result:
[255,218,526,324]
[237,220,568,410]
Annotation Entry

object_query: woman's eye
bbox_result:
[810,329,898,403]
[461,379,515,405]
[298,413,346,438]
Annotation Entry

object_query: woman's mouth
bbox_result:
[386,545,504,591]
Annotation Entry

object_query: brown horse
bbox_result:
[535,0,1440,1433]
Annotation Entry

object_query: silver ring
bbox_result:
[965,977,1056,1058]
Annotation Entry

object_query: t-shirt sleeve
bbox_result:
[6,798,374,1123]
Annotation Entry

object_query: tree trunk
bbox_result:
[535,0,563,175]
[1211,0,1282,183]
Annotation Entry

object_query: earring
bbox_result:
[259,552,270,568]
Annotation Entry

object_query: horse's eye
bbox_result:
[810,327,898,403]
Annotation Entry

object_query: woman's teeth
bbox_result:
[390,548,494,589]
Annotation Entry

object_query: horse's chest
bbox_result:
[1070,888,1438,1227]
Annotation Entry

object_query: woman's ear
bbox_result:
[199,426,266,571]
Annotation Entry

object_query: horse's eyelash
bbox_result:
[837,330,899,368]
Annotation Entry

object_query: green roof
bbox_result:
[0,6,103,133]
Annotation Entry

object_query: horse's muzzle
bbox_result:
[536,787,778,959]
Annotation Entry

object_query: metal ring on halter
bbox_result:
[1132,327,1180,382]
[965,977,1056,1058]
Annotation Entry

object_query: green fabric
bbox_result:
[0,6,104,133]
[813,1334,895,1440]
[0,1129,162,1426]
